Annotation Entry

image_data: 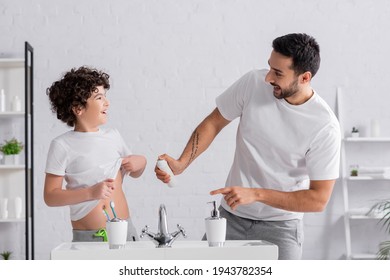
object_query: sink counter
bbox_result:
[51,240,278,260]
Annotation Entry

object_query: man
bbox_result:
[155,33,341,259]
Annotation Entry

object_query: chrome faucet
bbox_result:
[140,204,186,248]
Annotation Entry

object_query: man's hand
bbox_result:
[210,186,258,210]
[154,154,185,183]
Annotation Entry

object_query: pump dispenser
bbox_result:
[205,201,226,247]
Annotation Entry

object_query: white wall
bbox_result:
[1,0,390,260]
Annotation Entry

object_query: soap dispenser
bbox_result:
[205,201,226,247]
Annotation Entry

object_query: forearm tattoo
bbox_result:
[186,129,199,168]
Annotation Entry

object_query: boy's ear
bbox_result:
[72,106,82,116]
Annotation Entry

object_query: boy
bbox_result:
[44,66,146,242]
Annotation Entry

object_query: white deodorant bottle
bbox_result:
[205,201,226,247]
[156,159,177,188]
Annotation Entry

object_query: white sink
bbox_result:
[51,240,278,260]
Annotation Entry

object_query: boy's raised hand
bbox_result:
[121,155,147,178]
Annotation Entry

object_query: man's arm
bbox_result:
[211,179,335,212]
[156,107,230,182]
[178,107,231,170]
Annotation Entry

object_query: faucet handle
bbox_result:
[177,224,187,238]
[140,225,149,238]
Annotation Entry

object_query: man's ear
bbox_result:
[300,71,312,84]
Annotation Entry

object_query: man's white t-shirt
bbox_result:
[216,69,341,221]
[45,128,130,221]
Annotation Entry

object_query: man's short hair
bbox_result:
[272,33,320,77]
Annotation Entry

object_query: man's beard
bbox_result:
[271,78,299,99]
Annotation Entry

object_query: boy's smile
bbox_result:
[74,85,109,132]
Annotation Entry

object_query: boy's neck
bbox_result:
[74,123,100,132]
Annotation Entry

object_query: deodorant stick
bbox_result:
[156,159,177,188]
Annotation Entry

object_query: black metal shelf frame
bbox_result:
[24,42,34,260]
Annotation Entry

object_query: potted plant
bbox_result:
[350,168,358,177]
[368,199,390,259]
[351,127,359,138]
[0,137,24,165]
[0,250,12,260]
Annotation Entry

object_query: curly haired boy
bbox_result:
[44,66,146,242]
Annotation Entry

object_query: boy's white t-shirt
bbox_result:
[216,69,341,221]
[45,128,130,221]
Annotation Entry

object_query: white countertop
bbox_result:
[51,240,278,260]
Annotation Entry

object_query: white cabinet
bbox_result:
[0,42,34,259]
[341,137,390,259]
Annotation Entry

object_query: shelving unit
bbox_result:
[341,137,390,260]
[0,42,34,259]
[344,137,390,143]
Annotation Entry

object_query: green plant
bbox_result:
[0,250,12,260]
[368,199,390,260]
[352,127,359,133]
[0,138,24,155]
[350,169,358,176]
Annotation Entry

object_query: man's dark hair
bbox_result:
[272,33,320,77]
[46,66,110,127]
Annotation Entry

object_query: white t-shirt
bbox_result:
[45,128,131,221]
[216,69,341,221]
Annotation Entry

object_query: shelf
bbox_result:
[0,58,24,68]
[338,90,390,260]
[351,253,377,260]
[348,208,385,219]
[349,214,383,220]
[0,218,25,223]
[0,165,26,170]
[347,176,390,181]
[0,112,26,117]
[0,42,34,259]
[344,137,390,142]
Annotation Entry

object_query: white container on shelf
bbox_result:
[12,96,22,112]
[0,198,8,219]
[351,131,359,138]
[14,196,22,219]
[370,119,380,137]
[0,89,6,112]
[3,154,19,165]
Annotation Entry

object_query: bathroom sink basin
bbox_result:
[51,240,278,260]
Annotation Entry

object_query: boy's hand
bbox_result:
[121,155,147,178]
[91,178,115,200]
